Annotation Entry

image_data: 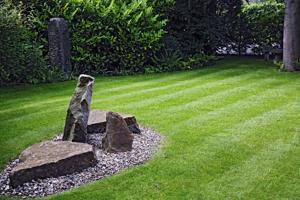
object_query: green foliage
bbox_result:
[164,0,243,55]
[242,2,284,52]
[147,50,215,73]
[146,50,183,73]
[148,0,175,13]
[217,1,284,55]
[0,0,52,85]
[28,0,167,75]
[295,59,300,69]
[274,58,300,72]
[182,54,216,69]
[157,0,283,56]
[273,60,284,71]
[245,0,284,3]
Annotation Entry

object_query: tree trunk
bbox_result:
[283,0,300,71]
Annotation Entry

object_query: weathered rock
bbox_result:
[102,112,134,152]
[9,141,97,188]
[48,18,72,75]
[88,110,141,134]
[63,74,94,142]
[128,123,141,135]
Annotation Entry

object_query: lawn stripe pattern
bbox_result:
[0,58,299,200]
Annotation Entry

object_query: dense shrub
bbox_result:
[0,1,50,85]
[242,2,284,52]
[216,2,284,55]
[28,0,168,75]
[163,0,283,56]
[147,51,216,73]
[164,0,243,55]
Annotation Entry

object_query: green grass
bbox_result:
[0,58,299,199]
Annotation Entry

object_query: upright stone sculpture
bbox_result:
[63,74,94,143]
[48,18,72,75]
[102,112,134,152]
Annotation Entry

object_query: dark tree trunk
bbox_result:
[283,0,300,71]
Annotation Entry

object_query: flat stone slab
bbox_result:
[9,141,97,187]
[87,110,141,134]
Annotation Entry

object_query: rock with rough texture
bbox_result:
[102,112,134,152]
[0,127,162,197]
[63,74,94,142]
[48,18,71,74]
[88,110,141,134]
[9,141,97,188]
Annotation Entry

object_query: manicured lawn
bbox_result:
[0,58,299,199]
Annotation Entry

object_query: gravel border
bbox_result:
[0,126,163,198]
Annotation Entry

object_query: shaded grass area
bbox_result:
[0,58,299,199]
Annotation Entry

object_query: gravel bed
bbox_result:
[0,126,163,198]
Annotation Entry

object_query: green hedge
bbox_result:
[0,1,49,85]
[242,2,284,52]
[29,0,168,75]
[163,0,244,55]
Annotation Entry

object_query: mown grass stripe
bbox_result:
[154,101,299,199]
[162,81,298,149]
[0,67,245,116]
[1,58,300,199]
[0,70,258,143]
[0,68,252,122]
[0,123,62,168]
[132,79,294,133]
[244,132,300,199]
[186,100,300,159]
[184,83,298,127]
[0,69,258,142]
[116,72,263,110]
[0,69,201,112]
[93,68,250,102]
[203,137,297,199]
[144,78,279,115]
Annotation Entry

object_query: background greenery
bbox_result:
[0,0,285,85]
[0,1,48,85]
[164,0,243,55]
[241,2,284,53]
[29,0,169,75]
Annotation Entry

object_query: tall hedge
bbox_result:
[0,1,48,85]
[28,0,168,75]
[163,0,243,55]
[242,2,284,52]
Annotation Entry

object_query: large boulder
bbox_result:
[9,141,97,188]
[63,74,94,142]
[88,110,141,134]
[102,112,134,153]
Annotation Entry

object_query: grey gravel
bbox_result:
[0,126,163,198]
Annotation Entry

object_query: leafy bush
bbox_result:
[147,50,215,73]
[148,50,183,72]
[164,0,243,55]
[0,0,50,85]
[242,2,284,52]
[28,0,167,75]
